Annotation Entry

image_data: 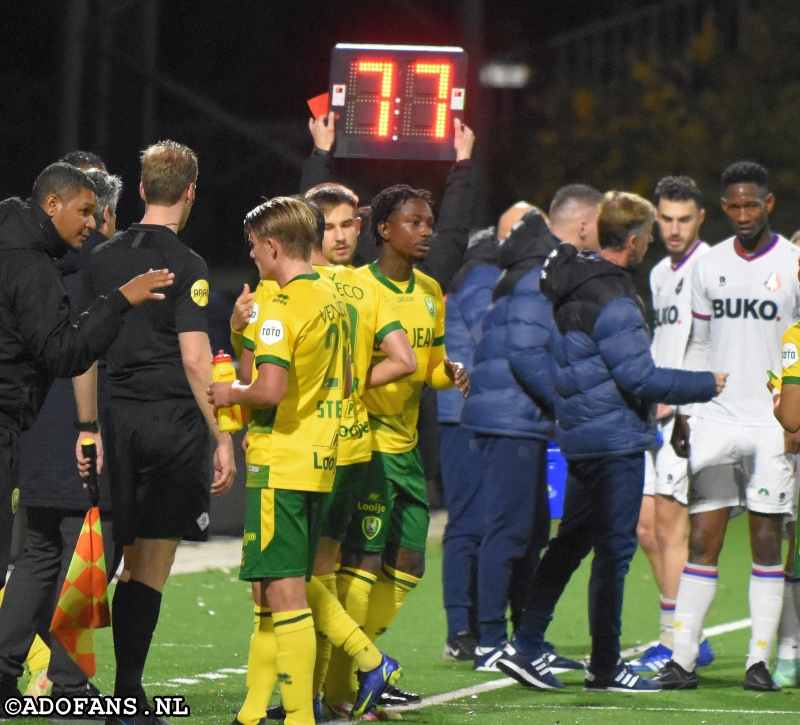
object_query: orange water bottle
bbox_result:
[212,350,243,432]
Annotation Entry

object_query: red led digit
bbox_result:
[414,62,452,138]
[356,60,394,137]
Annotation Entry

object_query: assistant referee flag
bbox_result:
[50,440,110,677]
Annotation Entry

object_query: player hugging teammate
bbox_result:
[218,190,468,724]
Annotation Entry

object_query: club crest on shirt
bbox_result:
[675,278,684,295]
[424,296,436,320]
[362,516,382,540]
[764,273,781,292]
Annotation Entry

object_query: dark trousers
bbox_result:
[476,436,550,648]
[0,428,20,590]
[0,507,119,689]
[440,424,485,639]
[518,452,644,678]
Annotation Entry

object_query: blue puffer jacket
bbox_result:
[539,243,717,458]
[437,229,501,423]
[461,209,559,439]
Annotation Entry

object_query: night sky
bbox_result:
[2,0,659,291]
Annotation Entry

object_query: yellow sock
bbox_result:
[336,568,377,626]
[325,568,376,706]
[25,635,51,673]
[237,606,277,725]
[307,576,382,676]
[364,565,420,642]
[273,609,316,725]
[310,574,337,696]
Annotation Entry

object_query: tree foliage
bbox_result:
[492,1,800,245]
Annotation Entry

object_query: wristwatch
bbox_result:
[74,420,100,433]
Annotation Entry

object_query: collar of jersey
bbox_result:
[733,233,778,262]
[671,239,704,271]
[285,271,321,285]
[368,263,416,294]
[129,222,179,237]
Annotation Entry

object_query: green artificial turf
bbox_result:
[12,514,799,724]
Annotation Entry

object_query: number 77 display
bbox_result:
[329,43,468,161]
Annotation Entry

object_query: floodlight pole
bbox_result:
[141,0,160,146]
[59,0,90,155]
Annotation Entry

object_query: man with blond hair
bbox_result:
[76,140,235,723]
[210,196,402,725]
[496,191,725,693]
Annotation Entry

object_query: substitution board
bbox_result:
[329,43,468,161]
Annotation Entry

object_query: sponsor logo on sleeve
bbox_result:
[191,279,210,306]
[248,302,259,323]
[784,342,799,369]
[259,319,284,345]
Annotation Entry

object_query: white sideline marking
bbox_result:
[148,667,247,687]
[380,616,756,718]
[433,704,799,715]
[150,616,758,717]
[151,642,214,648]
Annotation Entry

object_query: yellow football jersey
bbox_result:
[358,263,452,454]
[243,271,348,493]
[782,320,800,386]
[319,265,403,464]
[242,265,401,465]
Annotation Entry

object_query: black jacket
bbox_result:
[298,151,479,292]
[18,230,114,511]
[0,198,130,432]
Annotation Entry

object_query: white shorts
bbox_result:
[688,417,797,517]
[642,417,689,505]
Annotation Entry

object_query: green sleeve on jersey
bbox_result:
[255,354,290,370]
[375,320,404,344]
[241,336,255,351]
[783,377,800,386]
[433,335,445,346]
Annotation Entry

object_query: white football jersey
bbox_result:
[691,234,800,425]
[650,241,710,369]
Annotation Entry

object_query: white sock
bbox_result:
[746,564,785,670]
[776,578,799,661]
[659,596,676,649]
[672,564,718,672]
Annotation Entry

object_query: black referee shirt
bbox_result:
[80,223,209,401]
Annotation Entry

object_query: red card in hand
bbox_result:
[307,93,330,119]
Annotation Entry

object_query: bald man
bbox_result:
[497,202,549,242]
